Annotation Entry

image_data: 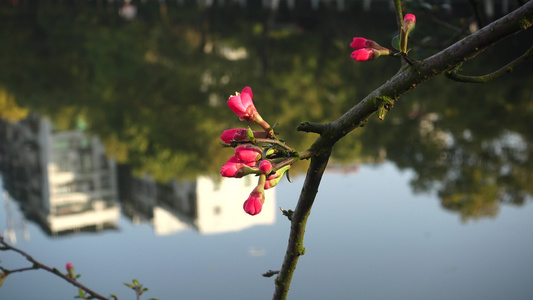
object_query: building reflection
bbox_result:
[119,167,276,235]
[1,115,276,238]
[1,115,120,236]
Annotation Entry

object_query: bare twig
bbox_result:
[445,47,533,83]
[0,236,110,300]
[262,270,280,277]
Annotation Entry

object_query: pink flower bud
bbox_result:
[351,48,390,62]
[65,263,75,279]
[220,156,258,178]
[65,263,73,272]
[351,48,374,61]
[404,14,416,25]
[235,145,262,163]
[350,37,372,50]
[243,193,263,215]
[264,176,277,190]
[243,175,266,216]
[259,160,272,174]
[403,14,416,32]
[350,37,389,51]
[220,128,268,143]
[220,128,248,143]
[264,165,290,190]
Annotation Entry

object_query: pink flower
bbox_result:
[220,156,257,178]
[235,145,262,163]
[259,160,272,174]
[65,263,73,272]
[227,87,259,122]
[227,87,272,131]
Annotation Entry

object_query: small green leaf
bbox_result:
[110,294,118,300]
[78,288,85,298]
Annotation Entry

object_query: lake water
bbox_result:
[2,163,533,299]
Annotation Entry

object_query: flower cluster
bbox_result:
[221,87,295,216]
[350,13,416,61]
[350,37,391,62]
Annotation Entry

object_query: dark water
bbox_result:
[1,1,533,299]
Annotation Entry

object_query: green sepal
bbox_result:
[378,106,388,120]
[285,169,293,183]
[246,127,254,141]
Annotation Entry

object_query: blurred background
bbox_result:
[1,0,532,299]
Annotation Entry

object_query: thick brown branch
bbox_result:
[296,121,327,134]
[272,150,331,300]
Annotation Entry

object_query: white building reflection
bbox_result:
[1,115,276,238]
[120,171,276,235]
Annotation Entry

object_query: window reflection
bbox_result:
[2,115,120,236]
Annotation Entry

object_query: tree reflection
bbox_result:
[0,0,532,221]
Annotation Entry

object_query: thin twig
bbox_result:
[393,0,403,34]
[0,236,110,300]
[445,47,533,83]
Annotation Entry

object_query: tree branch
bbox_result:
[271,2,533,299]
[272,149,331,300]
[296,121,327,134]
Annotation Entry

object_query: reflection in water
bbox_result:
[0,0,531,224]
[0,115,275,238]
[2,115,120,236]
[119,172,275,235]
